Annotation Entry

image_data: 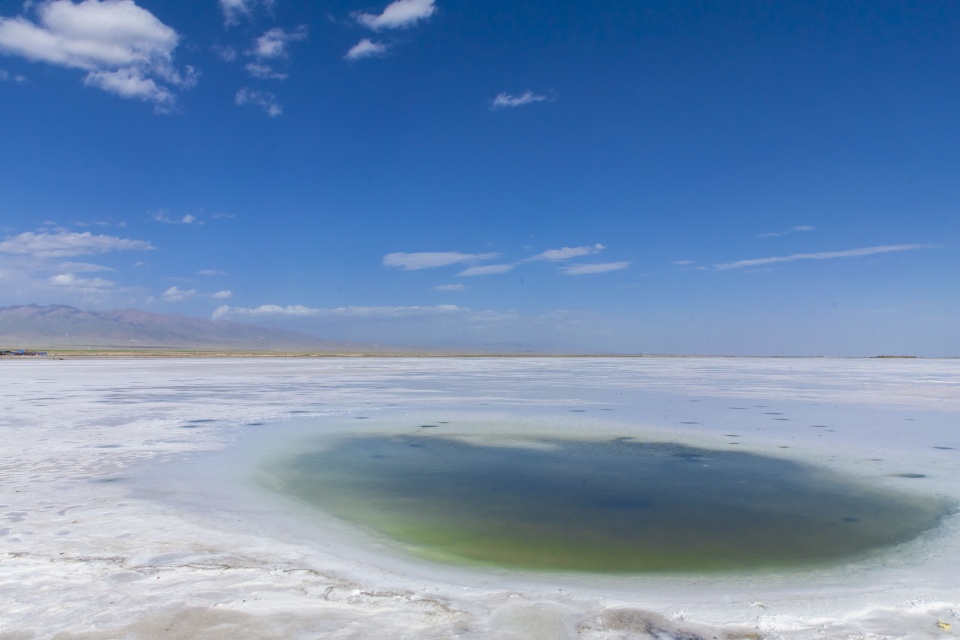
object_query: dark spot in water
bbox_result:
[753,405,767,408]
[438,421,449,424]
[774,418,790,421]
[93,444,121,449]
[601,408,614,411]
[93,477,123,483]
[679,421,699,425]
[728,442,740,445]
[725,434,740,438]
[180,425,200,429]
[355,416,369,420]
[272,435,951,573]
[764,412,783,415]
[779,446,790,449]
[729,407,747,410]
[419,425,439,428]
[570,409,587,413]
[934,447,954,450]
[891,473,926,479]
[811,425,830,429]
[189,419,215,423]
[247,422,264,426]
[288,410,310,414]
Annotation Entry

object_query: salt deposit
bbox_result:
[1,356,958,639]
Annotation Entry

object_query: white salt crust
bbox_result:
[1,356,959,639]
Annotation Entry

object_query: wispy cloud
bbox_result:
[212,44,237,61]
[0,0,195,111]
[526,244,604,262]
[251,26,307,59]
[344,38,388,61]
[0,230,154,259]
[212,289,232,299]
[383,251,498,270]
[151,211,202,225]
[162,285,196,302]
[355,0,436,31]
[457,264,515,276]
[757,225,815,239]
[671,260,694,266]
[48,272,113,290]
[235,87,282,116]
[434,284,465,291]
[491,91,547,110]
[219,0,275,27]
[560,261,631,275]
[58,261,114,273]
[245,62,286,80]
[213,303,465,320]
[0,67,27,83]
[715,244,929,271]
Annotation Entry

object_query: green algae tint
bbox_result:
[269,435,951,573]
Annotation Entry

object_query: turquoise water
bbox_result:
[268,434,951,573]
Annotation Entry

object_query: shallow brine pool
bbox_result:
[260,424,952,574]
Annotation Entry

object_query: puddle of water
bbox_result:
[266,434,952,573]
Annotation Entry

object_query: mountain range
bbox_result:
[0,304,365,351]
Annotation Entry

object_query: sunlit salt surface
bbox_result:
[5,357,960,639]
[267,431,950,573]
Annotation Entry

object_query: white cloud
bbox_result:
[198,269,226,276]
[213,303,465,320]
[245,62,286,79]
[560,261,631,275]
[491,91,547,110]
[457,264,515,276]
[83,66,173,106]
[151,210,203,224]
[212,44,237,61]
[251,26,307,59]
[715,244,929,271]
[355,0,436,31]
[526,243,605,262]
[0,0,193,109]
[0,67,27,82]
[219,0,274,27]
[434,284,465,291]
[212,289,232,299]
[58,261,114,272]
[383,251,498,270]
[162,285,195,301]
[344,38,387,61]
[0,230,154,258]
[757,225,816,239]
[48,272,113,290]
[235,87,282,116]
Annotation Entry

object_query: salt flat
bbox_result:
[1,357,959,639]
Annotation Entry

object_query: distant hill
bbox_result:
[0,304,366,351]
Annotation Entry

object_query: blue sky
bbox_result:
[0,0,957,355]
